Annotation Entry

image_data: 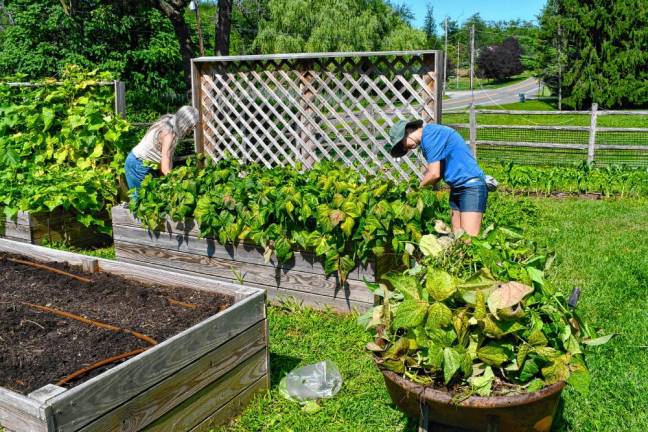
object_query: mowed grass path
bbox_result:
[528,198,648,432]
[214,197,648,432]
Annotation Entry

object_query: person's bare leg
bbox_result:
[451,209,462,232]
[460,212,484,236]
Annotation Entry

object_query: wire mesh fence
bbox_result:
[447,106,648,168]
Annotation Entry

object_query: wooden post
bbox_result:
[469,104,477,157]
[113,80,126,119]
[434,51,444,124]
[588,102,598,164]
[191,60,204,158]
[299,60,316,168]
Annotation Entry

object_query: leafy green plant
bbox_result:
[0,66,130,232]
[131,156,452,282]
[360,222,610,397]
[487,161,648,197]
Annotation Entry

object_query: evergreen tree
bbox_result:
[538,0,648,109]
[422,2,437,48]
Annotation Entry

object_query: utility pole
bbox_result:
[557,23,562,111]
[470,24,475,102]
[444,17,448,96]
[456,40,460,90]
[189,1,205,56]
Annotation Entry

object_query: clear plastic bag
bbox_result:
[281,360,343,402]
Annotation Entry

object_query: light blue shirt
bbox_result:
[420,124,484,188]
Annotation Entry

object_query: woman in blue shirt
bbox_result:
[388,119,488,236]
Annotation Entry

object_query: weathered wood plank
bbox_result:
[142,351,268,432]
[112,221,376,281]
[27,385,66,404]
[0,219,31,242]
[48,294,265,432]
[0,388,47,432]
[113,241,375,303]
[118,253,372,312]
[0,238,259,300]
[188,375,268,432]
[265,284,372,312]
[79,321,267,432]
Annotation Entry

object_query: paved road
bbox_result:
[443,77,540,111]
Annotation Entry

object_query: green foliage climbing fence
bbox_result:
[0,66,130,232]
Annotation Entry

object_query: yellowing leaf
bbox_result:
[340,216,355,236]
[426,269,456,301]
[382,273,420,300]
[527,329,548,347]
[420,234,443,257]
[426,302,453,328]
[487,282,534,319]
[474,290,486,320]
[328,209,346,226]
[470,366,495,396]
[443,347,462,384]
[393,300,428,329]
[477,343,511,367]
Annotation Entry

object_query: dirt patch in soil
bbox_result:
[0,253,234,394]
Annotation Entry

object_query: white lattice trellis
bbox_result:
[191,51,445,180]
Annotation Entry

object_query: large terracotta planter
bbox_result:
[381,369,565,432]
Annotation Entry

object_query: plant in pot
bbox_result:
[359,222,610,432]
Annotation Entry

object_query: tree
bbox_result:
[215,0,232,55]
[422,2,437,48]
[0,0,186,114]
[537,0,648,109]
[476,37,524,81]
[146,0,195,91]
[252,0,426,54]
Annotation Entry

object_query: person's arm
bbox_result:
[159,130,175,175]
[420,161,441,188]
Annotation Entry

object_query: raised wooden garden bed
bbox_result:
[0,210,110,248]
[0,238,268,432]
[111,205,395,312]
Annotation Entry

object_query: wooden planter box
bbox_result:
[111,205,394,312]
[0,238,269,432]
[0,210,110,248]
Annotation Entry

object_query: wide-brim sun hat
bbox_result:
[387,118,424,158]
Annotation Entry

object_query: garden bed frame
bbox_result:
[0,238,269,432]
[111,205,391,312]
[0,210,110,248]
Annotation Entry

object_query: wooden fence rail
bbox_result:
[450,104,648,167]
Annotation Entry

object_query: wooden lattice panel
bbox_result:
[191,51,444,180]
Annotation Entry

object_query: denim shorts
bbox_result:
[124,152,155,200]
[449,178,488,213]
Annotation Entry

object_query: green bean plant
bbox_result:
[361,223,612,397]
[131,156,453,283]
[0,66,130,232]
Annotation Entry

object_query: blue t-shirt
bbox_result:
[420,124,484,188]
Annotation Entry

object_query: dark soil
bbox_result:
[0,253,234,394]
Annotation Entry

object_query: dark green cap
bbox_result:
[387,118,424,158]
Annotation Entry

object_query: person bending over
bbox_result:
[388,118,487,236]
[124,105,199,200]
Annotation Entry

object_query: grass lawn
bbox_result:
[446,72,532,92]
[214,197,648,432]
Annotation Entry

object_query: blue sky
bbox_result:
[401,0,547,29]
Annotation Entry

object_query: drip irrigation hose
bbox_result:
[21,302,157,346]
[165,296,198,309]
[8,258,92,283]
[57,348,148,385]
